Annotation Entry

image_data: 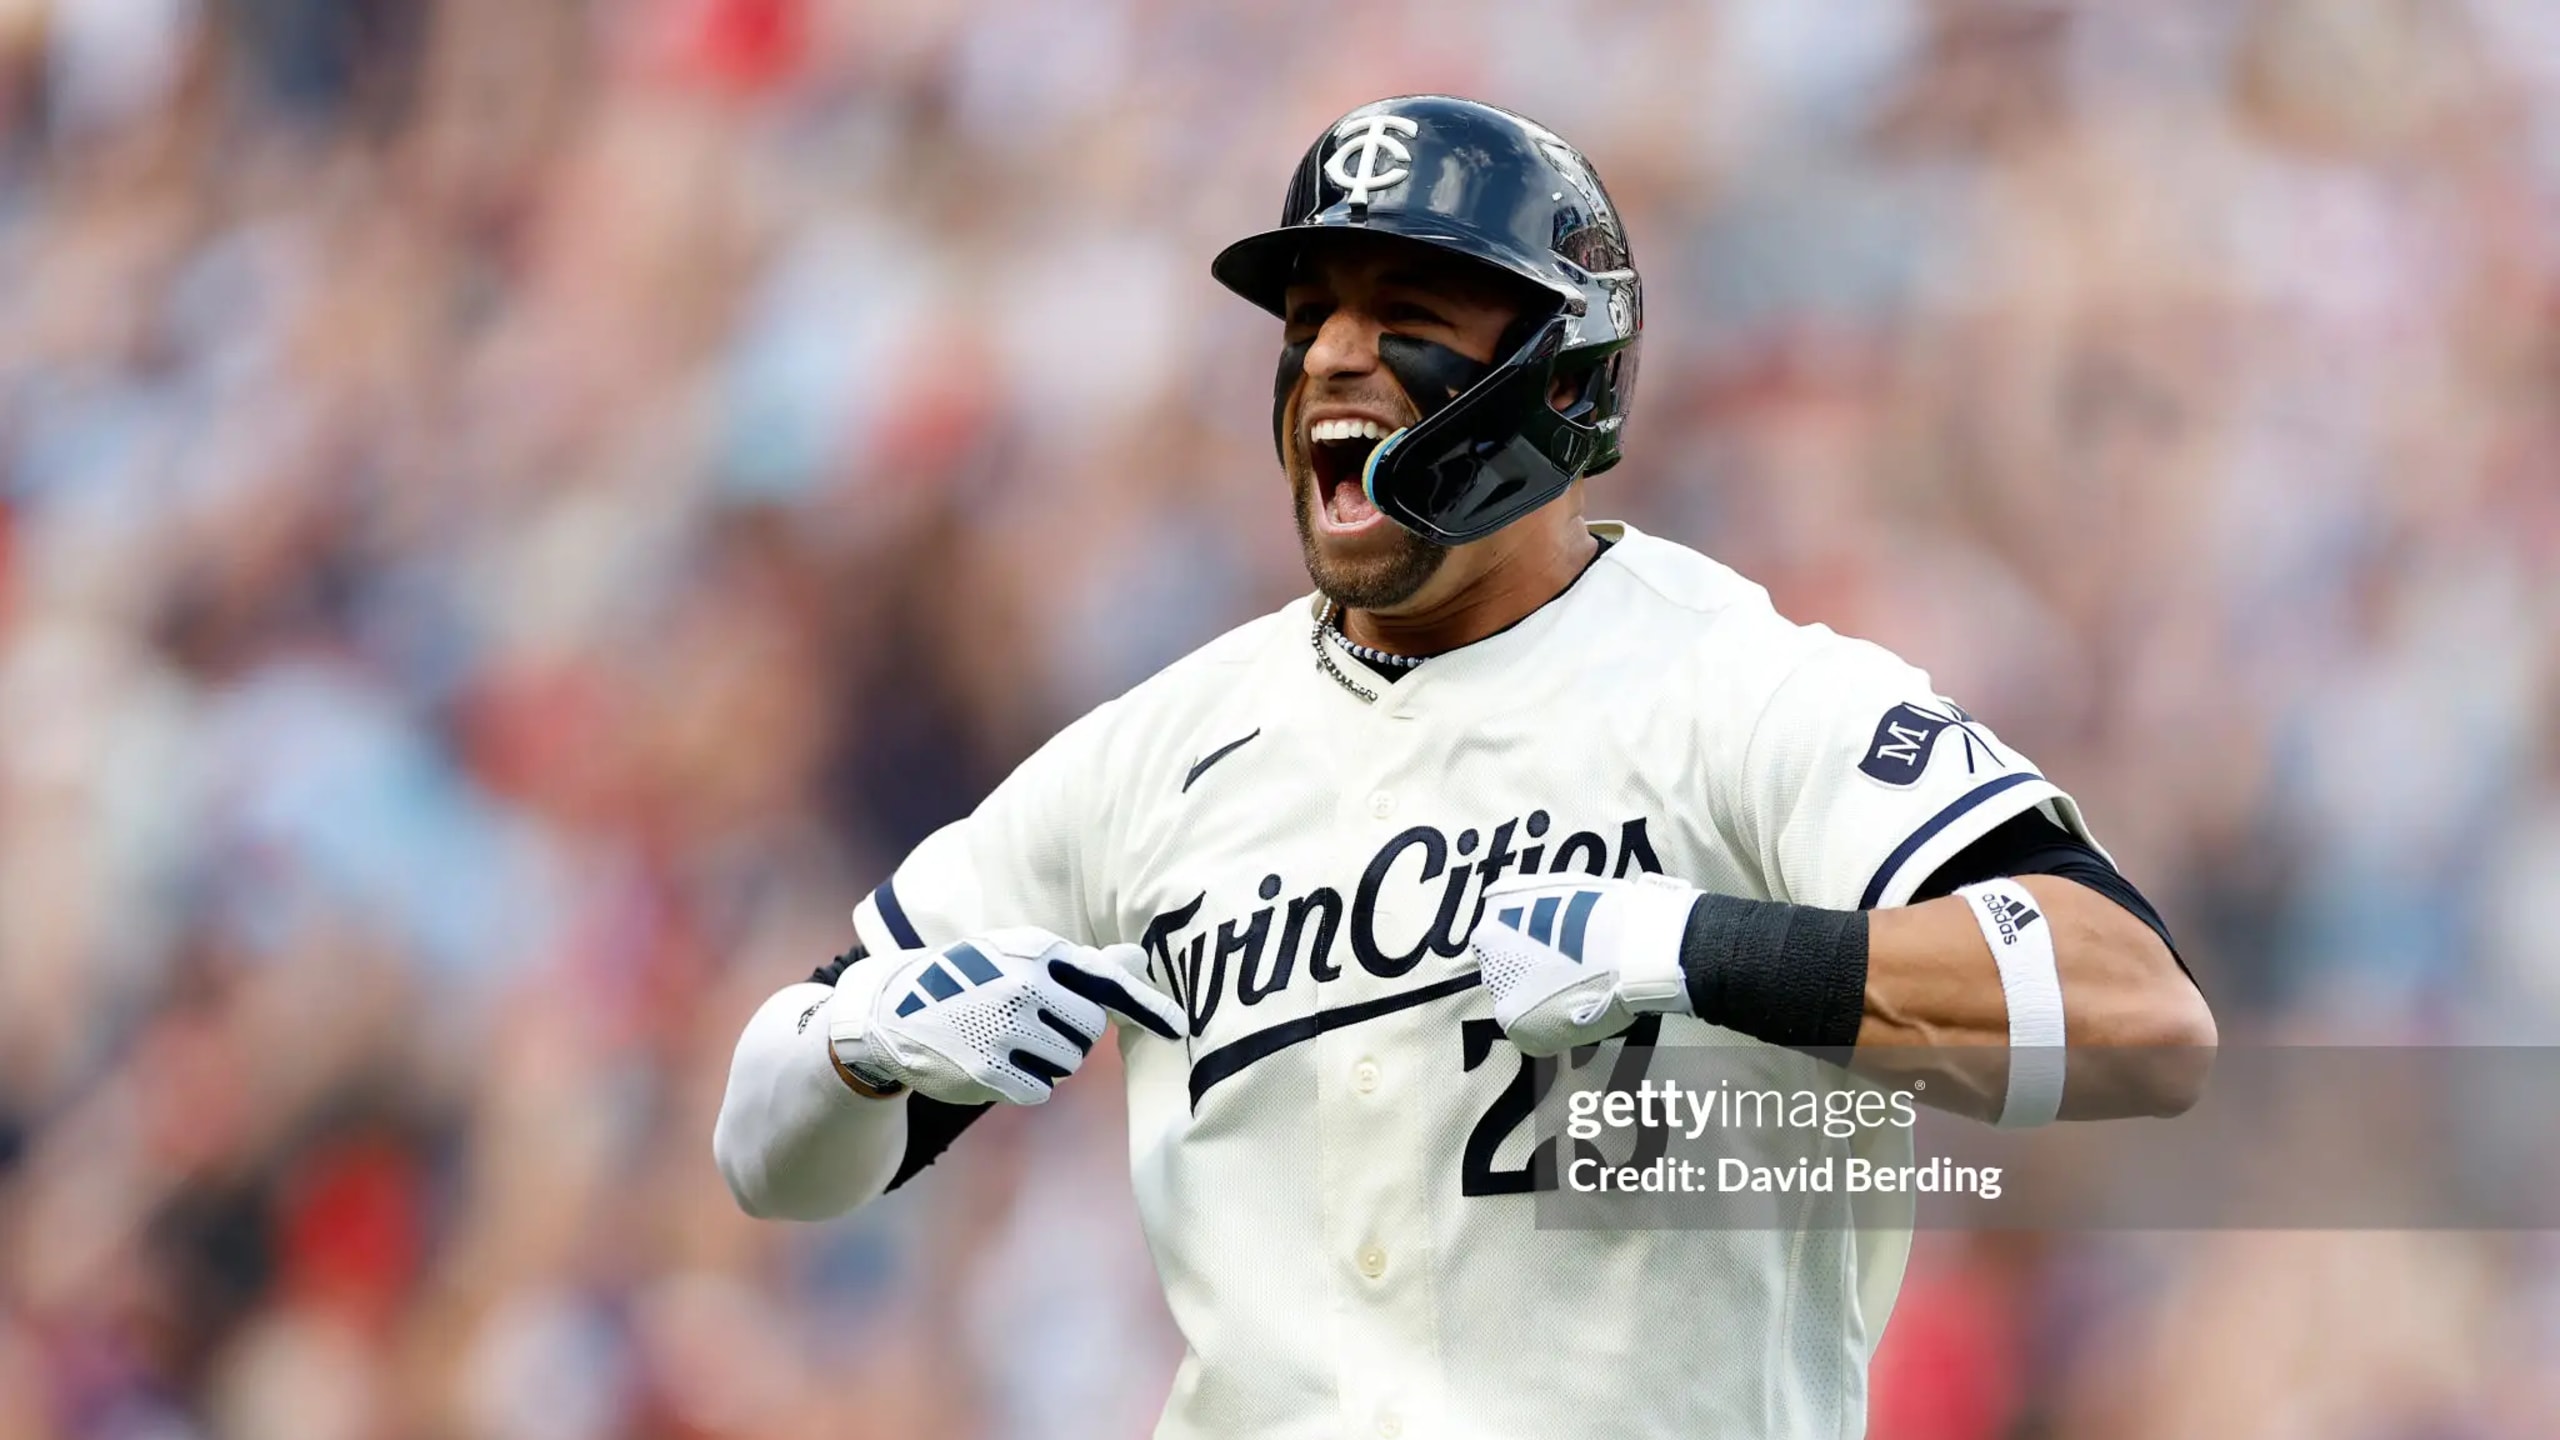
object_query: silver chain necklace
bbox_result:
[1312,600,1435,703]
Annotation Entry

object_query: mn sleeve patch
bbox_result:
[1858,702,1953,786]
[1857,701,2006,786]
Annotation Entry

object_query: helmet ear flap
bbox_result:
[1576,343,1637,476]
[1545,358,1599,421]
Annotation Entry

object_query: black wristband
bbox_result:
[1679,894,1869,1053]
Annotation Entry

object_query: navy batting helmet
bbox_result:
[1213,95,1642,545]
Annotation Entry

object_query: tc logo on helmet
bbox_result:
[1325,114,1420,204]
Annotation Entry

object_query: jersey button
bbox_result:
[1357,1245,1387,1279]
[1376,1412,1404,1439]
[1368,790,1396,819]
[1353,1060,1380,1094]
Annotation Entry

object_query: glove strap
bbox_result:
[821,966,912,1098]
[830,1044,909,1099]
[1616,875,1703,1012]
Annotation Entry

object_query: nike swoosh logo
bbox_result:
[1182,728,1261,793]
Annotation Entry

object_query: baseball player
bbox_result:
[714,95,2213,1439]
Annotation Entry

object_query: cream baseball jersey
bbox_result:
[847,522,2095,1440]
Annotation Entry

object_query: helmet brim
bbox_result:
[1207,228,1306,317]
[1211,223,1576,322]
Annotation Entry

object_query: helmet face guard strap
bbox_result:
[1363,316,1612,545]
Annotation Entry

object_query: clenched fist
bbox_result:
[828,927,1184,1105]
[1469,874,1698,1056]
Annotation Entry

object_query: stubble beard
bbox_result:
[1289,457,1449,612]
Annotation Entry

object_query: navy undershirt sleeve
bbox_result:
[1913,811,2189,979]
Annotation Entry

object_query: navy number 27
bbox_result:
[1458,1014,1664,1196]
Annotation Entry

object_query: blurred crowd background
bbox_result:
[0,0,2556,1436]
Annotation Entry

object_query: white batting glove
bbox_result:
[828,927,1185,1106]
[1470,874,1699,1056]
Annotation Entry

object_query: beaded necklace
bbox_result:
[1311,599,1436,702]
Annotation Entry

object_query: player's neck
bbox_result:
[1343,519,1600,659]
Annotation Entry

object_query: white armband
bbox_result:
[1956,879,2065,1128]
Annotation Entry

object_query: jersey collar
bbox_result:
[1311,520,1638,718]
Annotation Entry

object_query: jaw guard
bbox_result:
[1361,316,1617,545]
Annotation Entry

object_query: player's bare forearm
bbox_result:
[1476,869,2215,1124]
[1857,877,2216,1121]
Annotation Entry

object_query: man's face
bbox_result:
[1279,235,1527,611]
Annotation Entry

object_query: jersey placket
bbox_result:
[1312,706,1454,1440]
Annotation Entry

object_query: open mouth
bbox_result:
[1306,417,1400,532]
